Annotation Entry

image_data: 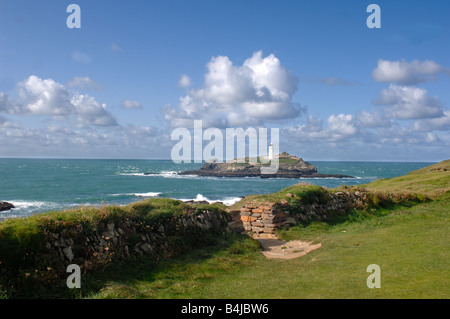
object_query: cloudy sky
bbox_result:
[0,0,449,161]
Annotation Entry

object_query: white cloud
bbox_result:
[424,132,438,143]
[0,92,16,113]
[17,75,73,116]
[164,51,304,128]
[71,93,117,126]
[371,59,448,85]
[121,100,142,109]
[1,75,117,127]
[374,124,447,146]
[327,114,357,139]
[0,75,177,158]
[355,110,390,128]
[284,116,329,141]
[72,51,91,64]
[67,76,100,90]
[283,114,357,143]
[276,56,450,160]
[0,118,167,158]
[375,84,443,119]
[412,110,450,131]
[110,43,124,52]
[283,114,448,161]
[178,74,192,88]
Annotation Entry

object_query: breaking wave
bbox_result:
[111,192,162,197]
[178,194,242,206]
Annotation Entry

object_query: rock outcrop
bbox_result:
[179,153,352,178]
[0,201,14,212]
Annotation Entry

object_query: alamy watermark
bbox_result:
[66,264,81,289]
[366,4,381,29]
[66,4,81,29]
[171,120,280,174]
[366,264,381,288]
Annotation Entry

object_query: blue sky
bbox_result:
[0,0,449,161]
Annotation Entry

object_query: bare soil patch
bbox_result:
[256,237,322,260]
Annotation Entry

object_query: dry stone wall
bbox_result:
[229,191,366,238]
[42,207,232,275]
[5,190,369,284]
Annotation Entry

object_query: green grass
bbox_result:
[346,160,450,200]
[86,160,449,299]
[230,183,327,210]
[87,196,448,299]
[87,234,262,299]
[0,198,228,298]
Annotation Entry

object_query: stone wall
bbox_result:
[229,191,364,238]
[14,191,369,273]
[0,189,409,297]
[41,207,232,275]
[3,190,369,286]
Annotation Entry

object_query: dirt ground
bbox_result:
[255,237,322,260]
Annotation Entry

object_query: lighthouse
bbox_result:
[269,143,273,160]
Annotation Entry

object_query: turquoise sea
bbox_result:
[0,159,434,219]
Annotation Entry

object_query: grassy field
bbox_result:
[87,195,448,299]
[87,161,449,299]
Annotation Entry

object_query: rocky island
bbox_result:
[178,152,353,179]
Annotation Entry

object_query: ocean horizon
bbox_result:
[0,158,436,220]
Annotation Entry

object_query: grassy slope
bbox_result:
[351,159,450,199]
[90,160,449,299]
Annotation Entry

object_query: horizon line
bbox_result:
[0,156,441,163]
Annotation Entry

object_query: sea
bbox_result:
[0,159,435,220]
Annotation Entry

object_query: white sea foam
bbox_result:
[111,192,162,197]
[145,171,198,178]
[0,200,77,218]
[7,200,52,210]
[132,192,162,197]
[118,171,201,179]
[178,194,242,206]
[220,197,243,206]
[117,172,146,176]
[159,171,178,177]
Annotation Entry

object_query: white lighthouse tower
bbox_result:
[269,143,273,160]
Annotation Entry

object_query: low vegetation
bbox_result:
[229,183,328,210]
[0,198,228,298]
[344,160,450,200]
[91,160,449,299]
[0,160,448,298]
[92,198,449,299]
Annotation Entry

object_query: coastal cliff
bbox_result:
[179,152,353,178]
